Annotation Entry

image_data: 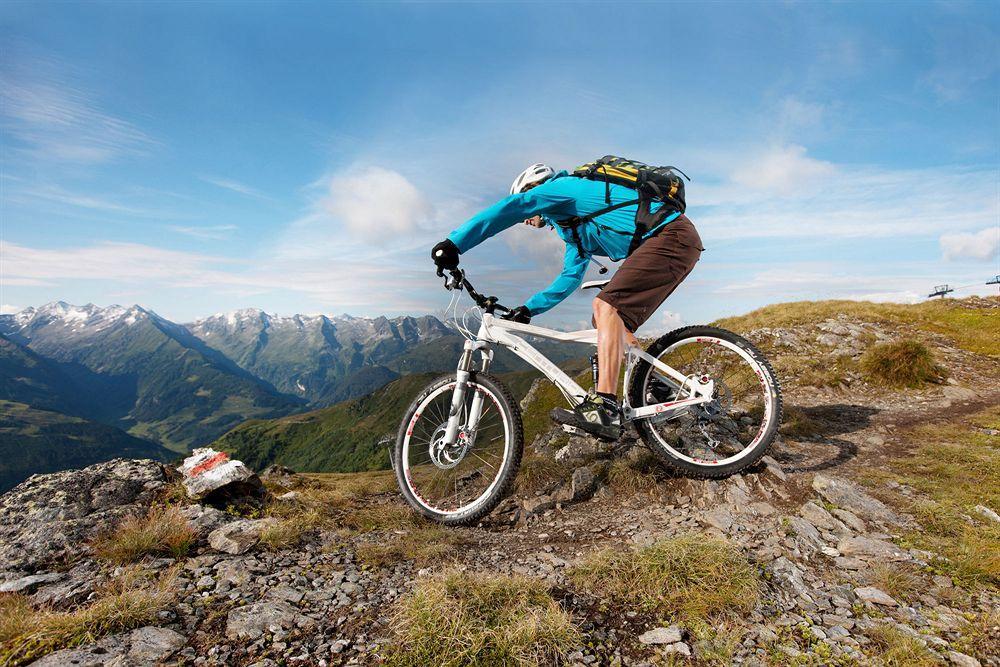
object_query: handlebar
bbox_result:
[441,268,511,315]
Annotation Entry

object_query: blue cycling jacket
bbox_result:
[447,171,680,315]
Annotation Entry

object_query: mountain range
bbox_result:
[0,301,588,491]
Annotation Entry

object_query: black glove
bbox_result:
[431,239,460,275]
[503,305,532,324]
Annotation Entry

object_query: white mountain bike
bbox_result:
[394,268,782,525]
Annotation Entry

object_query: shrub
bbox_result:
[91,506,195,564]
[569,535,760,624]
[387,570,580,666]
[860,340,942,388]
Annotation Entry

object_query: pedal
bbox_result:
[562,424,587,436]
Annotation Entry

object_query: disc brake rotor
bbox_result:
[429,423,470,470]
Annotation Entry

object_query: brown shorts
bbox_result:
[596,215,703,332]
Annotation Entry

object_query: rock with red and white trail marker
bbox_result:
[177,448,266,504]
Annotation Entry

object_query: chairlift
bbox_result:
[927,284,954,298]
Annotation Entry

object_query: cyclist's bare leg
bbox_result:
[594,298,626,396]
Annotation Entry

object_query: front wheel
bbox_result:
[394,373,523,525]
[628,325,782,478]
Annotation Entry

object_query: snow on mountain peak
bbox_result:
[16,302,150,330]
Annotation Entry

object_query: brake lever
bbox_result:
[443,269,465,291]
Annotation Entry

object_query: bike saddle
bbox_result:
[581,279,611,291]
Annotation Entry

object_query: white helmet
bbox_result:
[510,163,555,195]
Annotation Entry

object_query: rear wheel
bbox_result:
[394,373,523,525]
[628,326,782,478]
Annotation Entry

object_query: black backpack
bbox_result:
[560,155,690,257]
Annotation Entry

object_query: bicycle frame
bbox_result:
[440,312,715,447]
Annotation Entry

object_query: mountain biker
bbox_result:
[432,163,703,441]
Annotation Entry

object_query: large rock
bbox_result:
[30,561,99,607]
[854,586,899,607]
[812,474,909,527]
[638,626,684,645]
[30,626,185,666]
[178,448,267,504]
[837,536,910,561]
[208,518,278,554]
[177,503,228,536]
[0,459,169,571]
[0,573,63,594]
[225,600,317,640]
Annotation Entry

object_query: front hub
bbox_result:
[429,423,470,469]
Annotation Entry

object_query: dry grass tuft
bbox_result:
[606,450,663,496]
[569,534,760,624]
[864,407,999,588]
[779,406,823,439]
[776,354,858,389]
[0,568,176,666]
[859,340,943,388]
[868,563,925,604]
[259,509,326,550]
[863,623,938,666]
[341,503,422,533]
[306,470,398,500]
[356,525,465,568]
[515,452,573,494]
[386,569,579,667]
[953,609,1000,662]
[91,506,195,564]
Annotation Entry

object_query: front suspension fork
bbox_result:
[442,340,492,447]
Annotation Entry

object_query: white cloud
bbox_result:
[322,166,433,241]
[503,222,567,266]
[1,241,231,284]
[0,240,440,315]
[775,97,826,135]
[940,227,1000,262]
[1,60,155,164]
[0,304,22,315]
[638,309,685,336]
[168,225,239,241]
[730,144,836,194]
[695,160,997,241]
[199,176,269,200]
[11,184,155,216]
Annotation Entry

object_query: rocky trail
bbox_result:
[1,298,997,666]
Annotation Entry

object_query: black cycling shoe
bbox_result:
[550,393,622,442]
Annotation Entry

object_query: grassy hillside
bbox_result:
[214,374,439,472]
[211,365,577,474]
[714,296,999,357]
[0,401,174,493]
[0,334,91,418]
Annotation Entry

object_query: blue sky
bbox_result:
[2,1,998,332]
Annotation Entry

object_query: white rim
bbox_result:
[401,381,511,517]
[643,335,774,466]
